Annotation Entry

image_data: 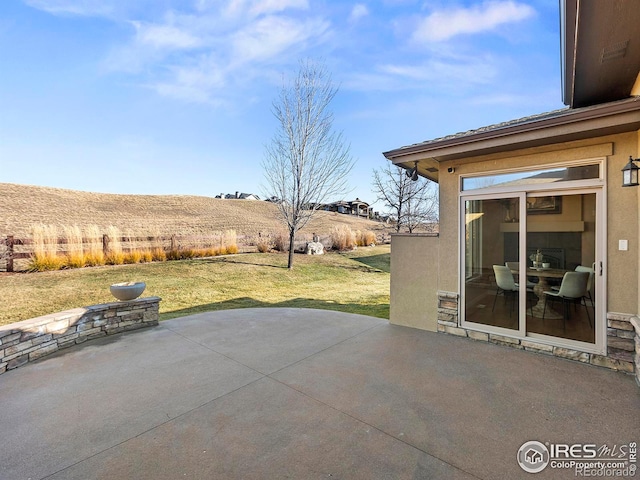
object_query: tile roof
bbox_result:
[395,107,570,151]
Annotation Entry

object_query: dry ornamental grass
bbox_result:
[0,183,394,326]
[0,183,395,271]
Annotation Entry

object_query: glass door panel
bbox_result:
[525,193,596,343]
[464,197,520,330]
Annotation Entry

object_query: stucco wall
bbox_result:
[437,170,459,293]
[606,132,639,315]
[390,234,439,331]
[437,132,639,317]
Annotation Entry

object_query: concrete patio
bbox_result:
[0,308,637,479]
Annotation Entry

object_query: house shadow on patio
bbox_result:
[161,297,390,321]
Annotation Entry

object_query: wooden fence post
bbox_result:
[6,236,14,273]
[103,234,110,256]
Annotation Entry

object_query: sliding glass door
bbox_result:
[460,164,604,352]
[525,192,597,344]
[463,195,521,332]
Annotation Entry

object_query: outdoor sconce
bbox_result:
[622,155,640,187]
[406,161,419,181]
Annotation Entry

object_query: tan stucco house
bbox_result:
[383,0,640,379]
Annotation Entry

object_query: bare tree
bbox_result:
[263,60,354,268]
[372,163,439,233]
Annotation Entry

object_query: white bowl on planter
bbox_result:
[110,282,146,301]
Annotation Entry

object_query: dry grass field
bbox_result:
[0,182,392,241]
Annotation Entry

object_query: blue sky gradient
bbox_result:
[0,0,565,208]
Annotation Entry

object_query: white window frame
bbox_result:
[459,158,606,354]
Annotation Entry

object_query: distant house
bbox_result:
[215,192,261,200]
[321,198,370,218]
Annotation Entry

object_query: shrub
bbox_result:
[166,249,180,261]
[124,251,143,264]
[140,250,154,263]
[66,253,85,269]
[222,230,237,255]
[356,230,377,247]
[152,248,167,262]
[331,225,356,251]
[64,225,85,268]
[105,226,123,263]
[28,253,67,272]
[28,224,66,271]
[105,252,125,265]
[85,225,105,266]
[85,253,106,267]
[273,232,290,252]
[256,239,270,253]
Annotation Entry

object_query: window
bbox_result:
[462,164,600,192]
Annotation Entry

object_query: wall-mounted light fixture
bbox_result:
[406,161,419,181]
[621,156,639,187]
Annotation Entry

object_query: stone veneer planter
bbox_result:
[0,297,161,375]
[632,316,640,387]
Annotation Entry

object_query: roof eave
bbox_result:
[383,97,640,162]
[560,0,578,106]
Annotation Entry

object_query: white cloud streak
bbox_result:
[45,0,329,104]
[132,21,202,50]
[349,4,369,22]
[23,0,115,17]
[231,15,329,63]
[413,1,536,43]
[22,0,538,106]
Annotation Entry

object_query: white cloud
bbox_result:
[412,1,536,43]
[132,22,202,50]
[232,15,329,63]
[141,52,230,105]
[380,60,495,84]
[86,0,332,105]
[343,54,499,93]
[22,0,114,17]
[349,4,369,22]
[223,0,309,18]
[248,0,309,17]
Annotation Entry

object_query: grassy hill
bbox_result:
[0,183,392,242]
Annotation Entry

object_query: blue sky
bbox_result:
[0,0,564,209]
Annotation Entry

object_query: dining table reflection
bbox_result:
[511,267,568,319]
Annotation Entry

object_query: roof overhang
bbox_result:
[561,0,640,108]
[383,97,640,182]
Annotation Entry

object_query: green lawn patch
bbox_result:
[0,246,391,326]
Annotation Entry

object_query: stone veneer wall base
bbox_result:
[436,292,637,384]
[0,297,161,375]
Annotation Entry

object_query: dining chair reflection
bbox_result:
[543,271,591,328]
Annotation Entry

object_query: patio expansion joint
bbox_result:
[259,323,481,480]
[43,321,474,480]
[40,326,274,480]
[268,375,482,480]
[162,319,390,378]
[40,373,268,480]
[265,321,389,377]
